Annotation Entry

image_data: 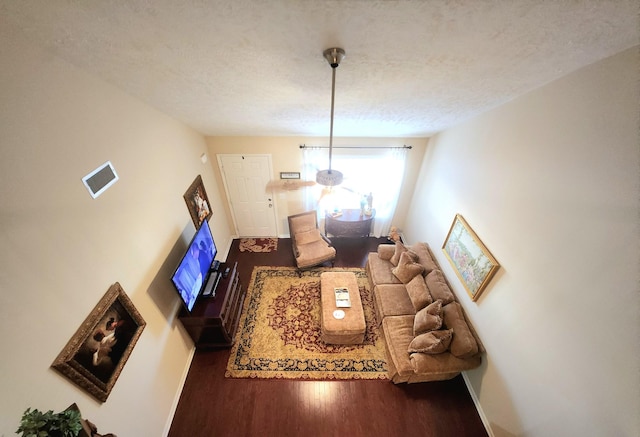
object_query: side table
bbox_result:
[325,209,375,237]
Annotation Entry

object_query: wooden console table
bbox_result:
[178,262,245,348]
[325,209,375,237]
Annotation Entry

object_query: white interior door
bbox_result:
[218,154,277,237]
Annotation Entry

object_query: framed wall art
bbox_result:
[442,214,500,301]
[51,282,146,402]
[280,172,301,179]
[184,175,212,227]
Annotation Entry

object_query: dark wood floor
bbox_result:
[168,237,488,437]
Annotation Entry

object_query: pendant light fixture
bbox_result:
[316,47,345,187]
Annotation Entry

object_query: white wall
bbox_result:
[404,47,640,436]
[0,21,232,435]
[207,136,427,236]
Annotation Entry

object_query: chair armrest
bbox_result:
[291,234,300,258]
[321,233,333,246]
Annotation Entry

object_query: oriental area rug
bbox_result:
[225,266,388,380]
[238,238,279,253]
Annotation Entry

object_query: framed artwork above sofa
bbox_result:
[442,214,500,301]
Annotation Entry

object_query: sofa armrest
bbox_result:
[377,244,395,260]
[410,352,481,376]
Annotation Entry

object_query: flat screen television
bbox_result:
[171,220,218,312]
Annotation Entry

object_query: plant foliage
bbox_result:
[17,407,82,437]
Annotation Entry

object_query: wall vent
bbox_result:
[82,161,119,199]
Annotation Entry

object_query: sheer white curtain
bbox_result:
[302,146,408,237]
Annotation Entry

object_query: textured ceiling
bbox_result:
[1,1,638,137]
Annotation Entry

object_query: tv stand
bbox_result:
[178,262,245,348]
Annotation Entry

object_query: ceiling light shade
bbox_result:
[316,47,345,187]
[316,169,343,186]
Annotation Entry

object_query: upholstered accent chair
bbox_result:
[288,210,336,270]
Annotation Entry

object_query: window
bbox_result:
[302,147,407,237]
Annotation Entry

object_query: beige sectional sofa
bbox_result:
[366,241,484,383]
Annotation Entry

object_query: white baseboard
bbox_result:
[462,371,494,437]
[218,234,238,262]
[162,346,196,437]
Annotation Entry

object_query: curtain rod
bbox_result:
[299,144,412,150]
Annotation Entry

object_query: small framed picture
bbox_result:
[51,283,146,402]
[280,172,301,180]
[184,175,212,227]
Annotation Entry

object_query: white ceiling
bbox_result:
[1,1,638,137]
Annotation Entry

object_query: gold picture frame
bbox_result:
[183,175,212,228]
[51,283,146,402]
[442,214,500,301]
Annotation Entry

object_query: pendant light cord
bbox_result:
[328,65,336,173]
[316,47,345,187]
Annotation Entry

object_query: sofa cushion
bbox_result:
[390,241,410,266]
[413,300,443,335]
[443,302,479,359]
[408,242,439,275]
[295,228,321,245]
[367,253,402,285]
[426,269,455,305]
[377,244,395,261]
[381,315,416,377]
[392,251,424,283]
[408,329,453,354]
[374,284,415,323]
[405,274,433,311]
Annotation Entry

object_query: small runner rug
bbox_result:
[226,266,388,380]
[238,238,278,253]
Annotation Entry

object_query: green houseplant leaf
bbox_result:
[17,406,82,437]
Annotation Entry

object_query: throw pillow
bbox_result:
[425,269,455,305]
[442,302,479,358]
[295,228,321,245]
[405,274,433,311]
[389,241,408,266]
[408,329,453,354]
[413,300,443,335]
[391,251,423,284]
